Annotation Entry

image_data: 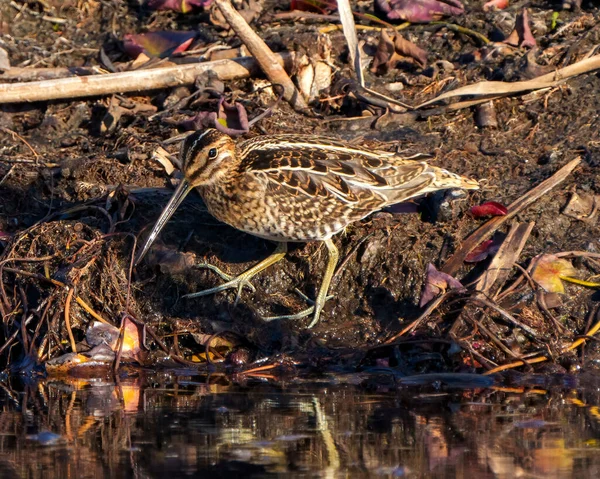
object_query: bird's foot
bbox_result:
[183,243,287,306]
[184,263,256,306]
[262,290,334,328]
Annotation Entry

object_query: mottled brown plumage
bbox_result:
[136,129,479,328]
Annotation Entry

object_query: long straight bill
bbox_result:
[134,179,193,266]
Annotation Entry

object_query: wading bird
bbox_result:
[135,129,478,328]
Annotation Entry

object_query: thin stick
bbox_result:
[469,315,522,359]
[430,21,490,45]
[484,307,600,375]
[64,288,77,353]
[384,293,448,343]
[2,266,111,325]
[214,0,307,112]
[75,297,111,325]
[0,52,294,104]
[1,126,40,158]
[462,296,538,338]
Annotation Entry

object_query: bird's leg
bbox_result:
[308,239,339,327]
[263,239,339,328]
[184,242,287,305]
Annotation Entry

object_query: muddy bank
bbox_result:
[0,1,599,376]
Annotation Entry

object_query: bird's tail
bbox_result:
[382,164,478,206]
[426,166,479,193]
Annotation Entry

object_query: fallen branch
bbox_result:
[416,54,600,111]
[0,66,102,82]
[0,52,294,104]
[443,157,581,276]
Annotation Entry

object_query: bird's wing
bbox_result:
[238,135,433,204]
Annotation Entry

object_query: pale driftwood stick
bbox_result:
[475,222,535,298]
[0,50,249,83]
[214,0,308,112]
[0,52,294,104]
[442,157,582,276]
[0,66,102,82]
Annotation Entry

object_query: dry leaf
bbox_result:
[145,244,197,275]
[562,191,598,222]
[121,317,142,357]
[210,0,263,29]
[86,321,120,348]
[419,263,464,307]
[85,318,142,358]
[531,254,577,293]
[123,31,197,59]
[562,0,582,10]
[152,146,177,175]
[371,29,427,74]
[504,8,536,48]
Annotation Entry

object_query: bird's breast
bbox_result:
[197,181,358,242]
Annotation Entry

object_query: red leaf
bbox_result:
[181,97,250,137]
[123,31,197,59]
[145,0,212,13]
[216,97,249,135]
[376,0,464,23]
[464,239,500,263]
[470,201,507,218]
[290,0,334,14]
[483,0,508,11]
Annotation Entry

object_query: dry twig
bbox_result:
[214,0,307,112]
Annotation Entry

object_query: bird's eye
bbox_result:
[208,148,218,159]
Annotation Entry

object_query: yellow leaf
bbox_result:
[531,254,577,293]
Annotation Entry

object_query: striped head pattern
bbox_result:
[181,129,237,187]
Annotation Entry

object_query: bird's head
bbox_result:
[181,128,237,188]
[134,129,235,265]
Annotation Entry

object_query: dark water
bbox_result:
[1,374,600,478]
